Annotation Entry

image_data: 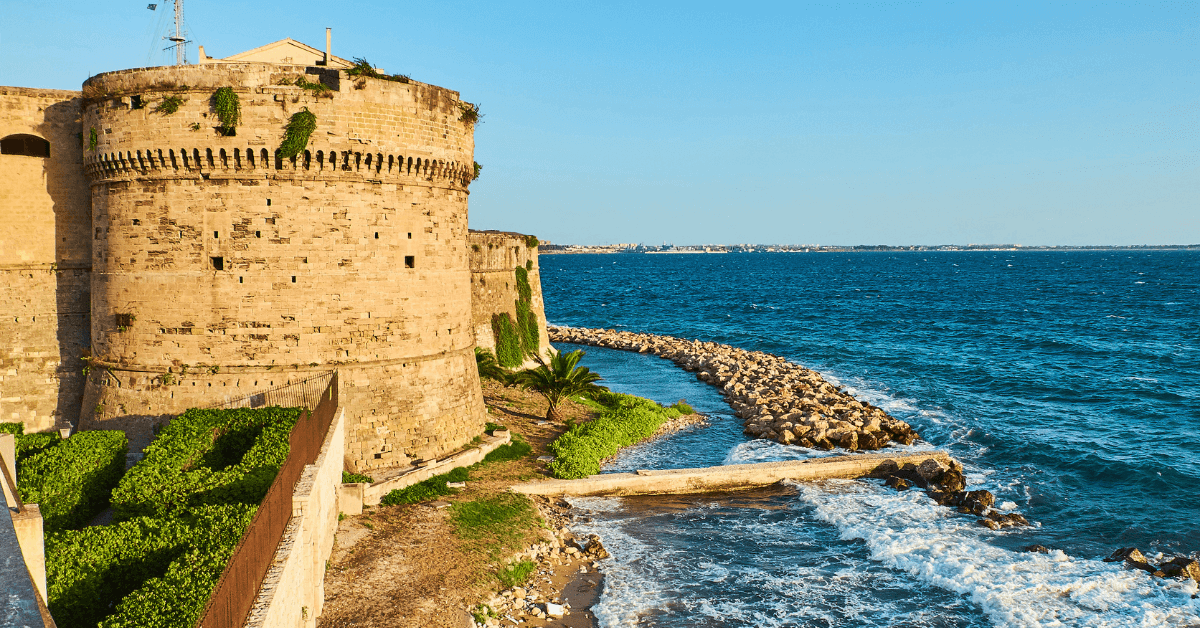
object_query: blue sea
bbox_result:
[540,251,1200,628]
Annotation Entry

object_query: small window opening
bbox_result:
[211,256,224,271]
[178,231,183,238]
[131,95,144,109]
[291,276,296,283]
[266,199,272,206]
[407,232,412,239]
[132,219,140,226]
[214,231,219,239]
[0,134,51,158]
[239,276,243,283]
[404,255,415,268]
[255,231,261,238]
[374,232,379,239]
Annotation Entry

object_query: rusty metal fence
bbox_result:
[203,371,334,411]
[196,371,339,628]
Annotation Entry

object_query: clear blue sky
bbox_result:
[3,1,1197,246]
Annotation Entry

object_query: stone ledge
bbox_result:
[357,431,513,507]
[510,451,953,497]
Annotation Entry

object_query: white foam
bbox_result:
[794,479,1200,628]
[568,496,981,628]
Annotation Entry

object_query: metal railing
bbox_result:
[203,371,334,412]
[196,371,339,628]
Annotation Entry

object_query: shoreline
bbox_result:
[552,325,921,453]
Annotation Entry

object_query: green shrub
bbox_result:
[671,400,695,414]
[525,235,538,249]
[294,76,331,96]
[342,471,374,484]
[16,433,61,465]
[380,466,470,506]
[491,313,523,368]
[0,422,23,435]
[46,504,255,628]
[18,431,128,532]
[110,407,300,519]
[279,108,316,158]
[346,57,411,83]
[496,560,536,587]
[472,161,482,181]
[212,87,239,135]
[548,392,683,479]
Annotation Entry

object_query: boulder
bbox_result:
[1160,557,1200,582]
[977,518,1001,530]
[1023,545,1051,554]
[884,476,912,491]
[916,458,949,484]
[584,534,609,560]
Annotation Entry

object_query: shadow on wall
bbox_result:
[43,98,91,430]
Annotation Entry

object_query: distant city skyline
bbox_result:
[4,1,1196,246]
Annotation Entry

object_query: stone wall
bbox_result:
[75,64,484,468]
[0,87,92,432]
[246,407,344,628]
[468,230,551,367]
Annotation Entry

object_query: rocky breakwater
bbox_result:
[549,325,920,452]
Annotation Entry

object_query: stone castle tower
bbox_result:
[0,44,554,472]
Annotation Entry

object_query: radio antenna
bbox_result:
[163,0,190,65]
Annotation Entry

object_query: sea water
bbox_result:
[540,251,1200,627]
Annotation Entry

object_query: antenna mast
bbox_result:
[164,0,189,65]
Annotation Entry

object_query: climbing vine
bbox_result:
[514,266,540,359]
[279,108,316,158]
[152,95,183,115]
[87,127,97,151]
[491,313,523,368]
[212,87,240,136]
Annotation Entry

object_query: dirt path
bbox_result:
[318,380,602,628]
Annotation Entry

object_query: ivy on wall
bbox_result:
[279,108,316,159]
[514,266,540,360]
[491,313,523,368]
[212,87,240,136]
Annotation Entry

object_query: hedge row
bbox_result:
[110,406,300,519]
[46,406,301,628]
[17,431,128,532]
[548,392,687,479]
[46,503,256,628]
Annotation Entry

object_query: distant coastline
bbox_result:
[540,243,1200,255]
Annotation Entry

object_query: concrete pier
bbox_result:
[511,451,952,497]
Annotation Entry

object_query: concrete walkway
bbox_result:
[511,451,952,497]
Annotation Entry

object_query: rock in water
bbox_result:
[885,475,912,491]
[1023,544,1051,554]
[584,534,609,560]
[1160,557,1200,582]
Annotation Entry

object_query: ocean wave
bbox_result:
[795,479,1200,628]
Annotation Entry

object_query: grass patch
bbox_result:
[450,493,541,561]
[548,391,685,479]
[342,472,373,484]
[380,467,469,506]
[496,560,536,587]
[481,436,532,464]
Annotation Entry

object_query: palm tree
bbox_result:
[475,347,511,384]
[512,349,605,422]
